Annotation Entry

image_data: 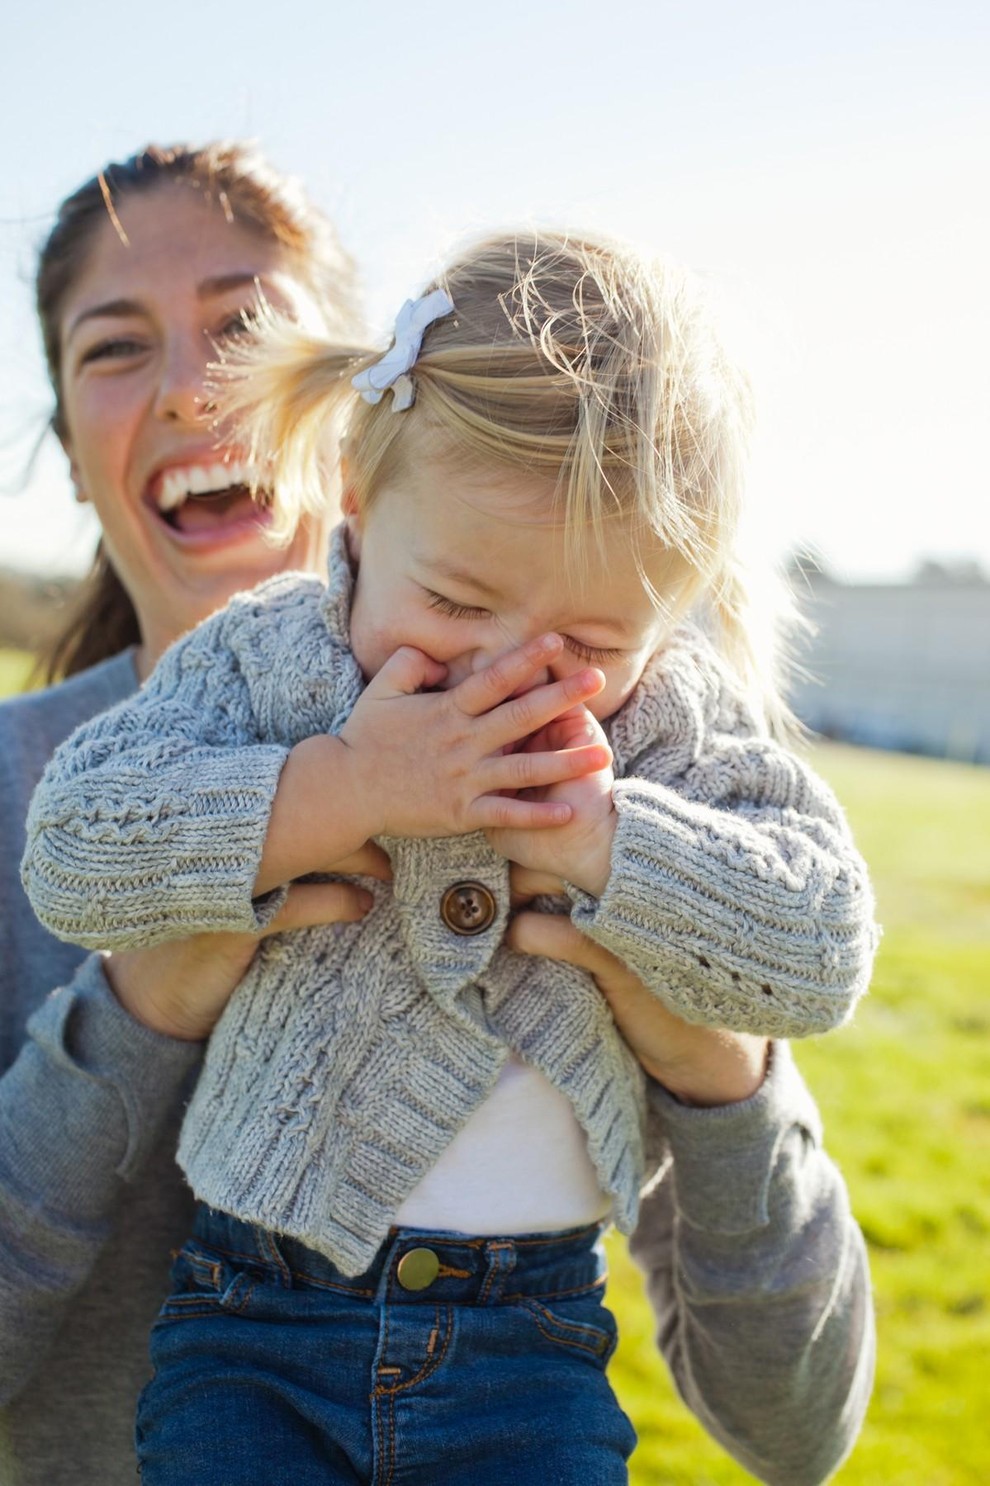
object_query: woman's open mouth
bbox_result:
[151,461,274,542]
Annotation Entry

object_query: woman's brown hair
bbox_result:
[35,141,360,683]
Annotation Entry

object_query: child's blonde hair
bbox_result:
[223,229,801,738]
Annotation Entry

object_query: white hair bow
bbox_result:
[351,288,455,411]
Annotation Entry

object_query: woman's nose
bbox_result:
[153,336,214,425]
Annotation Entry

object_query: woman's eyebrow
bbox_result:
[65,274,271,345]
[196,271,269,300]
[65,298,144,343]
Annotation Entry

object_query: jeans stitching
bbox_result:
[524,1298,611,1346]
[526,1312,609,1359]
[504,1276,607,1303]
[384,1305,453,1395]
[479,1243,511,1304]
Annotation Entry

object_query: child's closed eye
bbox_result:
[564,638,626,664]
[426,592,624,664]
[426,591,490,621]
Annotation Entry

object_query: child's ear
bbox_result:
[340,458,362,552]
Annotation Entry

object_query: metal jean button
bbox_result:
[397,1247,441,1291]
[440,881,496,936]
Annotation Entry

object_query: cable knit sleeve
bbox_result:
[568,645,879,1038]
[20,605,292,950]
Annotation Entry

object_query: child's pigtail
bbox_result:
[211,304,373,544]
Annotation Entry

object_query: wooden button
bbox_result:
[397,1247,440,1291]
[440,881,496,936]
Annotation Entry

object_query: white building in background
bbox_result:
[788,562,990,766]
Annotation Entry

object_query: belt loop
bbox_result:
[478,1240,516,1305]
[257,1225,293,1288]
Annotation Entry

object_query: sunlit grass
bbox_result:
[608,744,990,1484]
[0,647,35,696]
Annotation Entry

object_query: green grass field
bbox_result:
[0,648,35,696]
[607,743,990,1485]
[3,652,987,1482]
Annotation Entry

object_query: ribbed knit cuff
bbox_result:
[30,953,202,1181]
[23,744,292,947]
[567,775,864,1038]
[646,1042,823,1234]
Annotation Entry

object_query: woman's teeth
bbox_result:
[157,462,258,513]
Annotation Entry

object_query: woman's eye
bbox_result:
[214,309,257,344]
[79,337,145,365]
[426,592,490,620]
[564,637,625,663]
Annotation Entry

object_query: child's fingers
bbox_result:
[483,741,611,795]
[452,634,565,717]
[481,669,607,750]
[530,705,608,753]
[362,646,448,700]
[470,796,574,831]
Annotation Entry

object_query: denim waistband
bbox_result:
[191,1206,608,1306]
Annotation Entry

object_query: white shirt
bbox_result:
[395,1054,612,1234]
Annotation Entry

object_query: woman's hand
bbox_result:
[508,867,769,1107]
[106,842,391,1042]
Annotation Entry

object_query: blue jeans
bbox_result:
[136,1205,636,1484]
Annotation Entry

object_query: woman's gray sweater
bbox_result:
[23,529,877,1280]
[2,631,875,1485]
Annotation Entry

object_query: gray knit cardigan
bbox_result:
[22,528,877,1276]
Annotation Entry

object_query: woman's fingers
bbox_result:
[508,909,618,976]
[327,841,393,881]
[262,880,374,936]
[509,864,567,905]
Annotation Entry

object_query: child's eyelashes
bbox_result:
[564,638,626,664]
[425,591,624,664]
[426,592,490,621]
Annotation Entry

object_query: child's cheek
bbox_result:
[588,661,650,723]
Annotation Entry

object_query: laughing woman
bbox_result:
[0,143,387,1483]
[1,144,872,1485]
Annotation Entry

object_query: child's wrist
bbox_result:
[255,736,373,893]
[321,734,383,846]
[564,812,616,899]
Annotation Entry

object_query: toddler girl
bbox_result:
[23,230,877,1483]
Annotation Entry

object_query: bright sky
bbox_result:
[2,0,987,581]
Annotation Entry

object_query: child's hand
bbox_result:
[337,634,612,841]
[487,706,616,896]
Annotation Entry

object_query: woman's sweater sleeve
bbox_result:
[0,954,201,1404]
[569,735,879,1038]
[630,1043,874,1486]
[20,609,291,950]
